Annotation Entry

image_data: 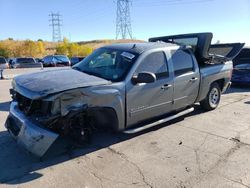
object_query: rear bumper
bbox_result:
[5,102,59,157]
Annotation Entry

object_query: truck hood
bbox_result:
[13,68,111,99]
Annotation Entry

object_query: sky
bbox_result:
[0,0,250,45]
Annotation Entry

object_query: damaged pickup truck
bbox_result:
[5,33,244,157]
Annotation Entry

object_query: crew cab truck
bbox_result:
[5,33,244,157]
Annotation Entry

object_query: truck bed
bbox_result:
[197,62,233,102]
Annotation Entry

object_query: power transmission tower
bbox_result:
[116,0,133,39]
[49,13,62,42]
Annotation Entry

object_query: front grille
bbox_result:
[16,92,32,114]
[16,92,51,116]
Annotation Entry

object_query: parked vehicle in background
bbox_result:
[8,58,15,68]
[0,57,9,69]
[5,33,244,157]
[70,56,86,66]
[12,57,42,69]
[232,48,250,85]
[42,55,71,67]
[35,58,43,63]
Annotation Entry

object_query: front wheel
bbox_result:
[200,83,221,111]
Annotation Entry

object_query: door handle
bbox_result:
[189,77,198,82]
[161,84,172,90]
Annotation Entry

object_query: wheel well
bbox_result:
[88,107,119,131]
[212,79,225,91]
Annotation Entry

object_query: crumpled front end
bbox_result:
[5,102,59,157]
[5,79,124,157]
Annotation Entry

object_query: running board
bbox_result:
[123,107,194,134]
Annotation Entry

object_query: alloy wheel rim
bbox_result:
[209,88,219,108]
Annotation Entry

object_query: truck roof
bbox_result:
[104,42,179,54]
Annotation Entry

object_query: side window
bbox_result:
[172,50,194,76]
[137,51,168,80]
[43,56,52,63]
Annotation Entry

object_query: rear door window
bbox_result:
[17,58,36,64]
[43,56,53,63]
[171,50,194,76]
[136,51,169,80]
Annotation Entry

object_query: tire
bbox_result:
[200,82,221,111]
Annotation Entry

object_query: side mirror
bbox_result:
[132,72,156,84]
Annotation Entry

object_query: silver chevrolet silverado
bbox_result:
[5,33,244,157]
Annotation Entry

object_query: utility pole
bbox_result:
[49,13,62,42]
[116,0,133,40]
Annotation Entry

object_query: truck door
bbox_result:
[170,49,200,110]
[126,51,174,127]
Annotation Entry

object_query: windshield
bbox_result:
[233,49,250,65]
[73,48,138,82]
[17,58,36,64]
[54,55,69,62]
[0,57,7,64]
[71,57,79,64]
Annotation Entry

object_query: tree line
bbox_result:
[0,38,93,58]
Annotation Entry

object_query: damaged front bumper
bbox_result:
[5,102,59,157]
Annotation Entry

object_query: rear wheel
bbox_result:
[200,83,221,111]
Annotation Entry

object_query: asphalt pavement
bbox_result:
[0,69,250,188]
